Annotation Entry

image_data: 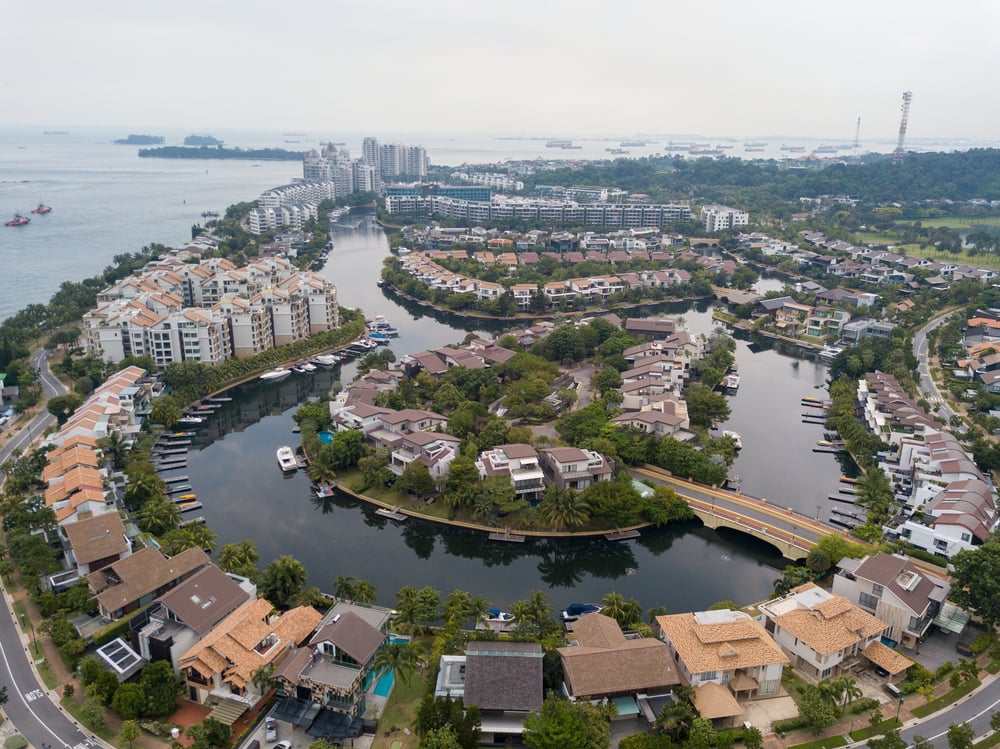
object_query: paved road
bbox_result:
[913,313,955,423]
[894,673,1000,747]
[0,350,107,749]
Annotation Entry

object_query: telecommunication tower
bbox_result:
[852,116,861,162]
[892,91,913,164]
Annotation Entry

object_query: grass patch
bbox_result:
[986,658,1000,674]
[850,719,902,740]
[911,678,981,718]
[369,636,433,749]
[60,695,118,743]
[975,731,1000,748]
[788,737,848,749]
[896,216,1000,230]
[35,660,58,690]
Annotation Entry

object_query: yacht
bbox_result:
[259,367,291,382]
[561,603,603,623]
[312,354,339,367]
[722,431,743,450]
[723,373,740,391]
[277,446,298,472]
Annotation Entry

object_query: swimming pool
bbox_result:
[372,636,411,697]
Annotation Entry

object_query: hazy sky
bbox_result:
[4,0,998,140]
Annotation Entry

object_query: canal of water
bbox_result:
[178,214,852,613]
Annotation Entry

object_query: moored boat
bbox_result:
[561,603,603,622]
[277,446,298,472]
[259,367,291,382]
[722,431,743,449]
[177,416,204,425]
[312,354,339,367]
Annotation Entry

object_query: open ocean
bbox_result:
[0,125,993,323]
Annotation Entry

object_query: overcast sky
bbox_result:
[4,0,998,141]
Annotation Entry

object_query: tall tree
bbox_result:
[372,641,420,687]
[217,540,260,578]
[951,541,1000,627]
[259,555,308,606]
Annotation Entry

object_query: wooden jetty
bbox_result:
[489,528,526,543]
[152,447,188,456]
[605,528,641,541]
[207,397,232,403]
[828,494,857,504]
[178,501,204,513]
[162,475,189,484]
[315,483,336,498]
[166,485,194,494]
[375,506,407,521]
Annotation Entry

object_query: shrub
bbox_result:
[971,632,996,656]
[774,715,812,733]
[4,737,28,749]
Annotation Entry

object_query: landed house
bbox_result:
[434,641,543,743]
[128,564,257,668]
[624,318,676,341]
[273,602,392,740]
[87,546,210,620]
[538,447,614,491]
[178,598,322,712]
[656,609,788,705]
[833,553,950,651]
[757,583,890,682]
[558,613,680,710]
[476,444,546,502]
[62,511,132,576]
[612,398,690,436]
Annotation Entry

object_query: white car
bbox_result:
[275,742,291,749]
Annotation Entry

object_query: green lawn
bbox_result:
[911,678,981,718]
[370,642,430,749]
[788,737,847,749]
[896,216,1000,230]
[849,718,901,740]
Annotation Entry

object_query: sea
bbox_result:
[1,125,993,324]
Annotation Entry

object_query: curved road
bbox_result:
[913,313,955,422]
[0,350,108,749]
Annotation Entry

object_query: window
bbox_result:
[871,584,884,598]
[859,592,879,612]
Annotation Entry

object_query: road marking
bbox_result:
[24,688,43,701]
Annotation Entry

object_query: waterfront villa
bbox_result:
[128,564,257,669]
[832,553,950,651]
[476,444,546,502]
[61,512,131,576]
[538,447,614,491]
[656,609,788,704]
[273,602,392,738]
[86,546,211,620]
[434,641,543,743]
[558,613,680,707]
[178,598,322,711]
[757,583,892,682]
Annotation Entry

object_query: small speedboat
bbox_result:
[178,416,204,425]
[312,354,339,367]
[722,431,743,449]
[561,603,603,622]
[300,362,316,372]
[259,368,291,382]
[277,446,298,472]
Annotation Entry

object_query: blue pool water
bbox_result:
[372,636,411,697]
[373,669,394,697]
[318,431,334,445]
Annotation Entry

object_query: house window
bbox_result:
[859,592,879,612]
[701,671,717,682]
[871,584,884,598]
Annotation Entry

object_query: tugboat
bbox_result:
[30,203,52,215]
[4,213,30,227]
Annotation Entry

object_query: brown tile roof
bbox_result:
[156,565,254,636]
[88,546,210,614]
[310,611,384,665]
[862,641,913,676]
[558,614,679,698]
[773,592,887,657]
[853,553,947,617]
[179,599,321,690]
[464,641,542,713]
[63,512,129,565]
[657,612,788,675]
[693,682,744,720]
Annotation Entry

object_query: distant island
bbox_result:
[184,134,224,146]
[114,134,165,145]
[137,146,307,160]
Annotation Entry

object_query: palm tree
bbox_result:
[333,575,356,601]
[260,555,308,606]
[838,676,862,715]
[538,488,590,531]
[524,590,552,624]
[135,497,181,535]
[353,579,377,605]
[99,431,129,471]
[443,589,472,627]
[393,586,421,634]
[124,471,166,510]
[601,592,627,625]
[307,457,337,486]
[250,662,275,699]
[372,641,420,688]
[217,540,259,576]
[466,594,492,629]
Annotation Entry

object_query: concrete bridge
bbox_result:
[631,465,842,560]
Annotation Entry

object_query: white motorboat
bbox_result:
[313,354,339,367]
[300,362,316,372]
[722,431,743,449]
[277,446,298,472]
[260,368,291,382]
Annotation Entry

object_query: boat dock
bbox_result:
[162,475,189,484]
[178,502,203,513]
[315,483,336,498]
[155,459,187,469]
[166,485,193,494]
[828,494,857,504]
[812,446,845,453]
[157,439,191,447]
[179,516,206,527]
[488,528,526,543]
[207,397,232,403]
[152,447,188,456]
[375,507,408,521]
[605,528,641,541]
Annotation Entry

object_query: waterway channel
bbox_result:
[177,214,852,613]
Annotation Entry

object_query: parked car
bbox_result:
[265,718,277,742]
